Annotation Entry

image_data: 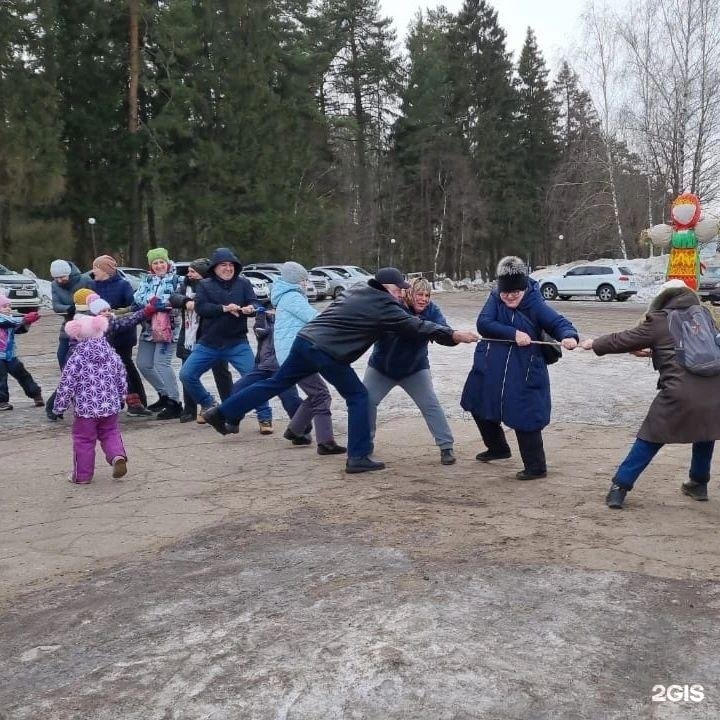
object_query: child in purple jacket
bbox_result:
[53,314,129,484]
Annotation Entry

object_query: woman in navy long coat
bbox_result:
[461,256,579,479]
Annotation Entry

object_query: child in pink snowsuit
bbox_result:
[53,314,129,484]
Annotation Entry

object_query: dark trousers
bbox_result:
[230,368,303,420]
[180,357,233,418]
[473,415,546,474]
[219,336,370,458]
[115,346,147,405]
[47,336,72,417]
[57,336,71,369]
[0,358,40,403]
[614,438,714,489]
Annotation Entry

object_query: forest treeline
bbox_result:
[2,0,718,277]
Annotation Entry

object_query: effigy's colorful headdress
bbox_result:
[644,193,719,290]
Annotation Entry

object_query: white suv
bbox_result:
[537,264,637,302]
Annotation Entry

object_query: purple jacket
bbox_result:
[53,337,127,418]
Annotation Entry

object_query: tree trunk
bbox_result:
[128,0,142,264]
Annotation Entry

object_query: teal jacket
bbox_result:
[270,279,318,364]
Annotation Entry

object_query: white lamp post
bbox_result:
[390,237,396,266]
[88,217,97,256]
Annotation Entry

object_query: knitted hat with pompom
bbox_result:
[87,293,111,316]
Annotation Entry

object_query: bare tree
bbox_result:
[616,0,720,202]
[580,1,628,259]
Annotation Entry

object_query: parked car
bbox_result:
[0,263,40,312]
[242,268,317,302]
[116,266,148,291]
[537,264,638,302]
[311,265,372,299]
[244,262,327,300]
[698,265,720,303]
[173,261,270,301]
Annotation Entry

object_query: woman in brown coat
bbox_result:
[581,279,720,509]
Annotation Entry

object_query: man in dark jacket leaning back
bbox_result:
[204,267,479,473]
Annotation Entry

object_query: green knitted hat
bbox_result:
[147,247,170,265]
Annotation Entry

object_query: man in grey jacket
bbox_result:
[204,267,479,473]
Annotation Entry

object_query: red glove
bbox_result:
[24,311,40,325]
[143,302,158,318]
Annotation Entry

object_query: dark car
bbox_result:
[699,266,720,302]
[0,263,40,312]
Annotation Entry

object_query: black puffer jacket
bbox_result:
[194,248,258,349]
[299,279,456,363]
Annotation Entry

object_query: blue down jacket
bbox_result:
[271,278,318,364]
[368,300,447,380]
[460,280,578,431]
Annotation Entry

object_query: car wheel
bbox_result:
[559,295,570,301]
[597,284,616,302]
[333,286,345,299]
[540,283,558,301]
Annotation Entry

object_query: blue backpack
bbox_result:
[667,305,720,376]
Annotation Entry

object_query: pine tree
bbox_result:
[0,0,63,266]
[515,28,558,265]
[145,0,333,263]
[448,0,520,276]
[547,61,615,260]
[391,9,482,277]
[317,0,402,265]
[53,0,136,266]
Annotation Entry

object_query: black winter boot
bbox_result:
[147,395,168,412]
[203,406,230,435]
[155,398,182,420]
[440,448,456,465]
[681,480,708,501]
[317,441,347,455]
[283,427,312,446]
[345,456,385,474]
[606,482,628,509]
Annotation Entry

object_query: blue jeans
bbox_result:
[230,368,302,422]
[615,438,715,489]
[179,340,270,418]
[219,336,371,458]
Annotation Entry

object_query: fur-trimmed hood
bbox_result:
[647,280,699,314]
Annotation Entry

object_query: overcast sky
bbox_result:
[379,0,584,69]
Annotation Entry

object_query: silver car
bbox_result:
[0,263,40,312]
[311,265,371,299]
[244,262,326,300]
[243,268,317,302]
[116,267,149,292]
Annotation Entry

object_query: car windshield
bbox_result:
[0,264,13,274]
[704,267,720,278]
[327,268,353,278]
[350,266,372,276]
[618,266,634,275]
